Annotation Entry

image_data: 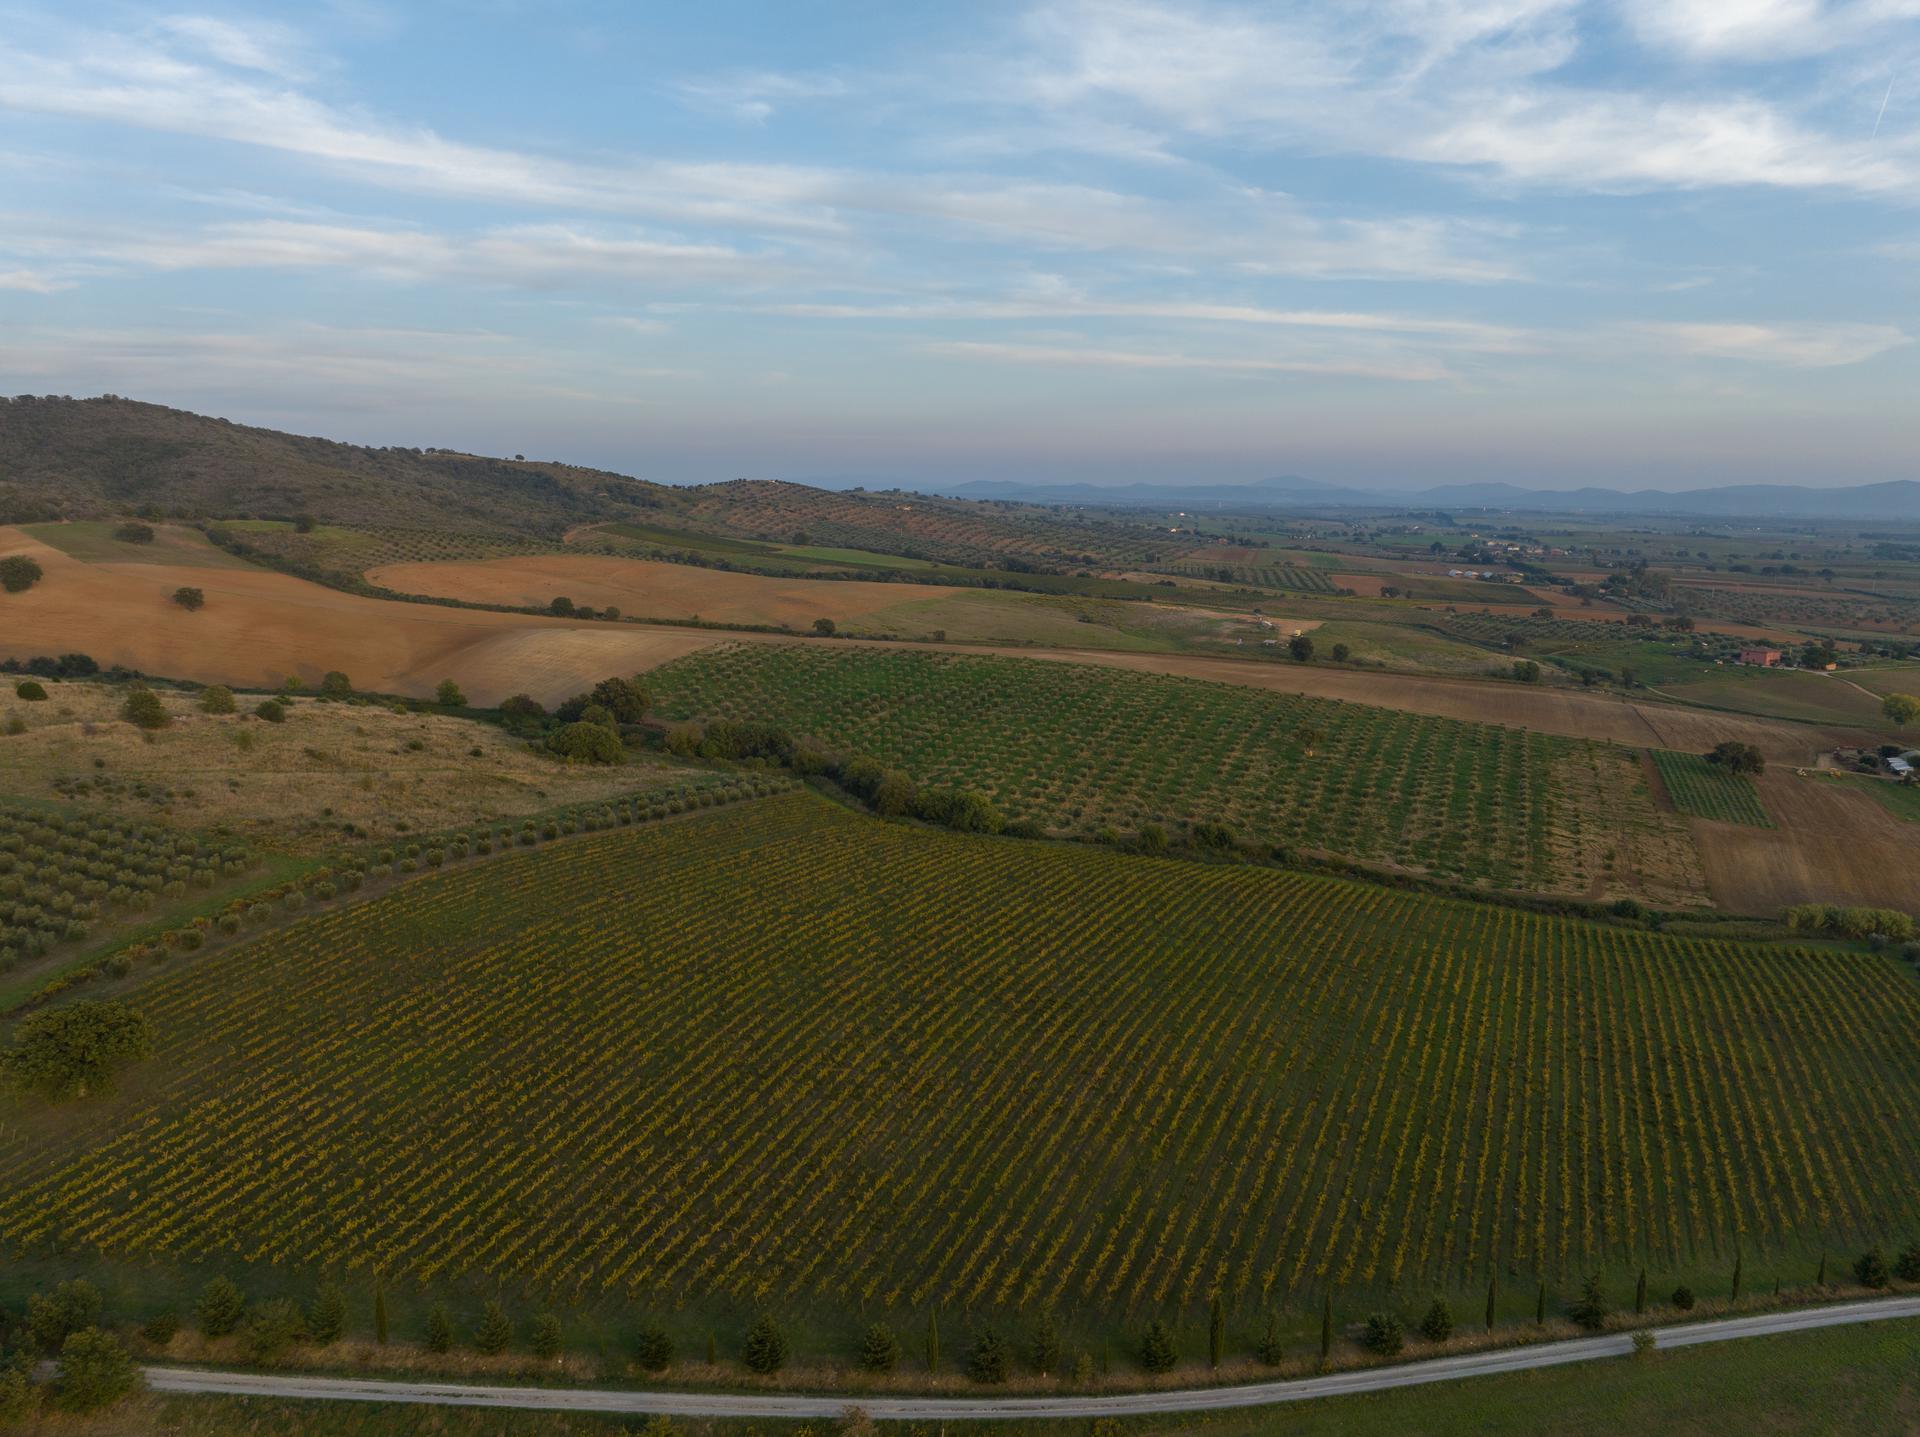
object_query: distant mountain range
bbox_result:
[936,475,1920,519]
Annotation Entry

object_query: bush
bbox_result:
[172,586,205,611]
[965,1328,1009,1384]
[530,1312,563,1360]
[121,688,169,729]
[244,1297,307,1362]
[858,1321,899,1373]
[0,554,43,592]
[198,685,236,714]
[197,1276,246,1338]
[742,1314,788,1374]
[1895,1245,1920,1283]
[1138,1319,1177,1373]
[14,680,46,701]
[55,1328,140,1411]
[474,1300,512,1356]
[1362,1312,1403,1356]
[1417,1297,1453,1342]
[140,1312,180,1346]
[115,522,155,543]
[1671,1284,1696,1311]
[2,1000,152,1098]
[1856,1248,1890,1289]
[27,1279,103,1351]
[425,1302,453,1353]
[435,679,467,707]
[635,1321,674,1371]
[549,721,623,764]
[254,698,287,723]
[1631,1329,1657,1358]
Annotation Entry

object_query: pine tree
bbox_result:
[196,1278,245,1339]
[474,1301,511,1357]
[425,1303,452,1354]
[1138,1320,1177,1375]
[966,1328,1009,1384]
[1634,1269,1647,1316]
[1254,1311,1283,1366]
[1208,1295,1225,1369]
[373,1278,388,1346]
[859,1322,899,1374]
[1417,1297,1453,1342]
[926,1311,940,1375]
[1731,1252,1743,1303]
[530,1314,562,1360]
[1029,1311,1061,1376]
[635,1322,674,1372]
[308,1284,346,1345]
[1485,1274,1496,1333]
[1320,1290,1333,1362]
[742,1315,787,1375]
[1569,1274,1610,1331]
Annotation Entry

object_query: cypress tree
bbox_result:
[706,1332,717,1367]
[424,1302,452,1355]
[1817,1252,1827,1288]
[1535,1281,1546,1325]
[1634,1269,1647,1315]
[1029,1311,1060,1376]
[1208,1295,1225,1369]
[1731,1252,1743,1303]
[1320,1290,1333,1363]
[373,1278,388,1346]
[926,1310,940,1375]
[1485,1273,1496,1333]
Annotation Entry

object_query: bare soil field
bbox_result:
[0,682,683,851]
[1693,769,1920,915]
[0,529,725,705]
[370,554,962,628]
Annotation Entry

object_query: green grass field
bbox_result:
[1650,752,1771,827]
[647,644,1695,899]
[5,791,1915,1344]
[1655,668,1889,726]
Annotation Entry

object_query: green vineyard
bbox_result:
[1652,751,1772,827]
[1167,561,1339,592]
[3,792,1915,1320]
[648,644,1699,900]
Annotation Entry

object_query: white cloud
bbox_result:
[1620,0,1920,60]
[0,267,69,293]
[150,14,314,79]
[1622,320,1912,366]
[926,339,1450,381]
[677,71,850,123]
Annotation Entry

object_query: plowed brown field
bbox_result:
[1693,769,1920,915]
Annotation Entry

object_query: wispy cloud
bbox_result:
[926,339,1451,381]
[1621,320,1913,366]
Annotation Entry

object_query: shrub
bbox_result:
[197,1276,246,1337]
[198,685,236,714]
[244,1297,308,1362]
[319,670,354,698]
[3,1000,151,1098]
[54,1328,140,1411]
[172,586,205,611]
[121,688,169,729]
[1856,1248,1890,1289]
[742,1314,788,1374]
[1631,1329,1657,1358]
[858,1321,899,1373]
[1417,1297,1453,1342]
[1362,1313,1404,1356]
[0,554,43,592]
[27,1279,103,1351]
[1671,1285,1696,1311]
[965,1328,1008,1384]
[549,721,623,764]
[474,1300,512,1356]
[1895,1245,1920,1283]
[255,698,287,723]
[436,679,467,707]
[1138,1319,1177,1373]
[425,1302,453,1353]
[635,1321,674,1371]
[140,1312,180,1346]
[115,522,155,543]
[530,1312,563,1359]
[15,680,46,701]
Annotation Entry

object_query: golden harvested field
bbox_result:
[369,553,964,628]
[0,683,685,852]
[0,528,725,706]
[1691,769,1920,916]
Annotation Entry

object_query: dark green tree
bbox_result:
[925,1310,940,1374]
[1485,1274,1496,1332]
[530,1313,562,1360]
[1138,1319,1177,1374]
[197,1277,246,1338]
[0,554,43,592]
[548,721,623,764]
[1320,1290,1333,1362]
[1535,1281,1546,1324]
[308,1283,346,1344]
[742,1315,787,1374]
[1361,1313,1403,1356]
[425,1302,453,1354]
[966,1328,1009,1384]
[1856,1248,1890,1289]
[1895,1245,1920,1283]
[1569,1274,1610,1331]
[813,617,837,636]
[1254,1311,1283,1366]
[435,678,467,707]
[319,670,353,698]
[172,586,205,611]
[1816,1252,1827,1288]
[635,1322,674,1372]
[244,1298,307,1362]
[114,522,155,544]
[198,684,236,714]
[54,1329,139,1412]
[1288,633,1314,662]
[1208,1295,1225,1369]
[121,688,169,729]
[27,1280,102,1351]
[1731,1252,1743,1303]
[1417,1297,1453,1342]
[1029,1311,1061,1376]
[1634,1269,1647,1315]
[254,698,286,723]
[475,1300,512,1356]
[1671,1285,1696,1311]
[373,1275,388,1345]
[859,1322,899,1373]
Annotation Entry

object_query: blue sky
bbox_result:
[1,0,1917,490]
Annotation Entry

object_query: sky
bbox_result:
[1,1,1918,491]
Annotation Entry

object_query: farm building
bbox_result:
[1737,648,1782,667]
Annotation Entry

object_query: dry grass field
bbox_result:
[1690,769,1920,916]
[0,682,687,852]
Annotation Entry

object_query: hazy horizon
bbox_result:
[2,2,1917,491]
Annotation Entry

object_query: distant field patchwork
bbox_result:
[648,644,1704,903]
[4,793,1915,1316]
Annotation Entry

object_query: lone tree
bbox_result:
[435,678,467,707]
[2,1000,151,1099]
[813,617,838,636]
[0,554,44,592]
[319,670,353,699]
[121,688,169,729]
[743,1315,788,1374]
[858,1321,899,1373]
[966,1328,1009,1384]
[635,1321,674,1371]
[198,685,236,714]
[114,522,155,544]
[171,586,205,611]
[1289,633,1315,662]
[1139,1319,1177,1374]
[1883,693,1920,727]
[1705,740,1765,776]
[1418,1297,1453,1342]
